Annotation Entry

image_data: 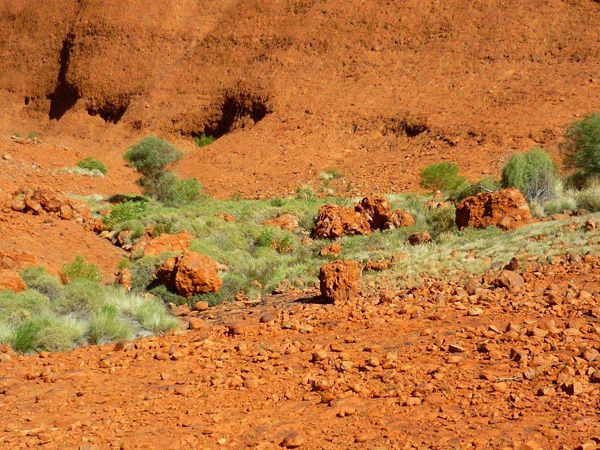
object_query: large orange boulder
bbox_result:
[156,251,222,297]
[312,204,371,239]
[319,260,361,303]
[455,188,532,231]
[143,232,192,256]
[0,270,26,292]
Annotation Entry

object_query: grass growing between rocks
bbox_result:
[0,268,178,353]
[95,190,600,306]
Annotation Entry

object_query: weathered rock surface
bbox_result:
[313,196,414,239]
[0,269,26,292]
[455,188,532,230]
[313,204,371,239]
[319,260,360,303]
[142,232,192,256]
[263,213,299,231]
[156,252,222,297]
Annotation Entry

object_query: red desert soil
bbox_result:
[0,1,599,198]
[0,255,599,449]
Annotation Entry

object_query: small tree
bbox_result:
[561,113,600,182]
[124,137,183,202]
[501,148,557,202]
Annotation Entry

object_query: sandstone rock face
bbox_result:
[156,252,222,297]
[0,270,26,292]
[313,204,371,239]
[319,260,360,303]
[263,213,299,231]
[455,188,532,230]
[0,251,38,270]
[143,232,192,256]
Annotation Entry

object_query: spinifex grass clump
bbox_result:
[0,260,178,353]
[77,157,107,175]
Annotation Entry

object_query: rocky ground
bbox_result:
[0,253,598,449]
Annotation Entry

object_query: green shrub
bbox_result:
[0,290,51,324]
[88,305,135,344]
[163,178,202,207]
[501,148,557,202]
[62,256,102,283]
[0,322,12,345]
[13,320,43,353]
[129,256,166,292]
[420,162,466,193]
[194,133,215,147]
[576,184,600,212]
[124,136,183,202]
[105,200,147,227]
[19,267,63,301]
[561,113,600,178]
[450,177,499,202]
[426,206,457,237]
[31,314,86,352]
[543,197,578,216]
[54,279,104,315]
[77,157,107,175]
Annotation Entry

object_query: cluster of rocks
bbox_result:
[455,188,532,230]
[312,196,414,239]
[6,188,98,230]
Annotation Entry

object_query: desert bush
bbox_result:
[561,113,600,178]
[19,267,63,301]
[88,305,135,344]
[420,162,465,193]
[106,289,178,333]
[12,320,43,353]
[63,256,102,283]
[105,200,148,227]
[30,314,86,352]
[576,184,600,212]
[124,136,183,202]
[0,290,51,324]
[501,148,557,202]
[194,133,215,147]
[450,177,499,202]
[77,157,107,175]
[426,206,457,237]
[54,279,104,315]
[162,177,202,207]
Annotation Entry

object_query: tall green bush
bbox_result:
[561,113,600,179]
[124,136,201,205]
[501,148,557,202]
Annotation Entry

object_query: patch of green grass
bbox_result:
[194,133,216,147]
[77,157,107,175]
[61,167,105,177]
[1,267,178,353]
[63,256,102,283]
[88,306,136,345]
